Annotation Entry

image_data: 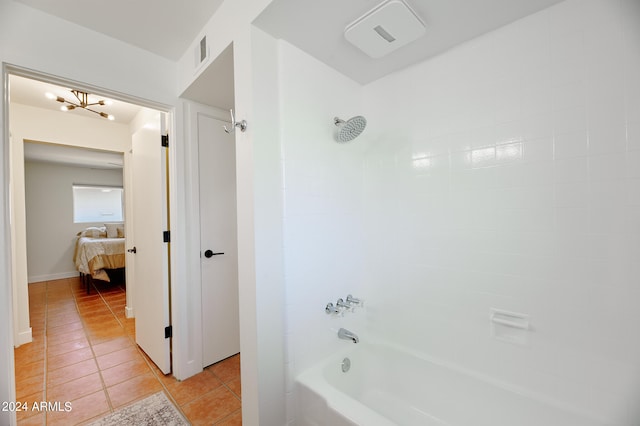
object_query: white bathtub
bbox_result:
[295,342,601,426]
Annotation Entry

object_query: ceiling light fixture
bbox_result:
[46,89,115,120]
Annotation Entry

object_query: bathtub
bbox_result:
[295,342,601,426]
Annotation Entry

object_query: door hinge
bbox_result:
[164,325,172,339]
[161,134,169,147]
[163,231,170,243]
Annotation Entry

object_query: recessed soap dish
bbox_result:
[490,308,530,345]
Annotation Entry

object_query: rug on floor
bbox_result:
[87,391,189,426]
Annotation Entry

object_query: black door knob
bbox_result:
[204,250,224,258]
[127,247,137,253]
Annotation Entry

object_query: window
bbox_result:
[72,185,124,223]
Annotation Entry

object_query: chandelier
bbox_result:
[46,89,115,120]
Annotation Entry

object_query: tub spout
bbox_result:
[338,328,359,344]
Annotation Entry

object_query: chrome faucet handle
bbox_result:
[325,302,340,315]
[346,294,363,307]
[336,298,353,311]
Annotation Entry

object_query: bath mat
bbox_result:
[87,391,189,426]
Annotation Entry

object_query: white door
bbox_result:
[197,110,240,367]
[131,122,171,374]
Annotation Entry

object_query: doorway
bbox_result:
[196,109,239,367]
[181,43,241,371]
[6,68,174,388]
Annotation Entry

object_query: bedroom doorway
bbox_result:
[6,68,174,386]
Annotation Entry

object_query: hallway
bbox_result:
[14,277,241,425]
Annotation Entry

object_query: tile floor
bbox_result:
[13,277,242,425]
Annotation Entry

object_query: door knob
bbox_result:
[204,250,224,258]
[127,247,137,253]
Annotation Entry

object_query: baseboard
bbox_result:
[28,271,79,283]
[125,306,134,318]
[15,327,32,347]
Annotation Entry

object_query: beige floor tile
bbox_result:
[182,386,241,426]
[106,372,163,408]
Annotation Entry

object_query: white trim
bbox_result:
[182,100,204,379]
[6,64,170,114]
[167,100,192,381]
[125,305,134,318]
[184,100,232,378]
[14,327,31,347]
[169,99,229,381]
[2,62,18,426]
[28,271,79,283]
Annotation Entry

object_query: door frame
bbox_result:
[183,100,232,375]
[1,63,180,422]
[193,105,239,367]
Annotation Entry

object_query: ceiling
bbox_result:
[12,0,565,86]
[10,75,144,124]
[23,141,124,169]
[12,0,563,87]
[254,0,564,84]
[13,0,225,61]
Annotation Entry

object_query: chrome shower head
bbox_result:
[334,116,367,142]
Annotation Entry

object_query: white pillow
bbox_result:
[105,223,120,238]
[79,227,107,238]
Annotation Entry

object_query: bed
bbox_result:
[73,225,126,292]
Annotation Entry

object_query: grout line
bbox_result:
[91,281,126,330]
[88,280,191,421]
[221,381,242,402]
[43,281,50,399]
[42,281,50,425]
[70,278,115,413]
[213,408,242,425]
[134,349,189,420]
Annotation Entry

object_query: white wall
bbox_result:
[0,2,176,106]
[361,0,640,423]
[247,27,288,425]
[11,103,131,153]
[24,161,123,281]
[178,1,281,424]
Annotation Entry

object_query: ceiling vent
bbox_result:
[344,0,426,59]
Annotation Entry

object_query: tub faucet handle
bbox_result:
[346,294,363,307]
[336,298,352,310]
[325,302,340,315]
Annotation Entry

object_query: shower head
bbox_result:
[334,116,367,143]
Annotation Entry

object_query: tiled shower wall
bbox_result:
[362,0,640,423]
[276,40,367,421]
[274,0,639,423]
